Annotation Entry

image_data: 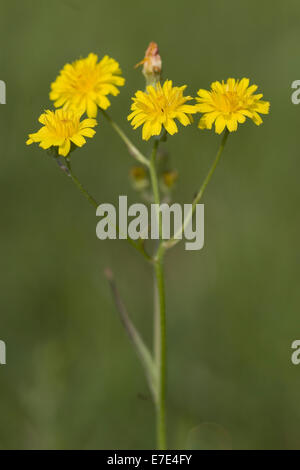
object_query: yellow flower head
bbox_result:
[26,109,97,157]
[128,80,197,141]
[196,78,270,134]
[50,53,125,118]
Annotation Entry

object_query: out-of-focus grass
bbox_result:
[0,0,300,449]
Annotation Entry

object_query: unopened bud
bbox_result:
[162,170,178,191]
[130,166,149,191]
[135,42,162,87]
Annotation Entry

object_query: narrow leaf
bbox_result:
[105,268,158,402]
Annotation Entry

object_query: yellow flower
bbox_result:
[26,109,97,157]
[128,80,197,140]
[196,78,270,134]
[50,53,125,118]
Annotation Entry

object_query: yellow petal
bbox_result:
[97,95,111,110]
[237,78,250,93]
[80,118,97,129]
[251,112,263,126]
[59,139,71,156]
[198,116,208,130]
[164,118,178,135]
[80,128,96,138]
[87,100,98,118]
[215,115,226,134]
[197,89,213,100]
[151,121,162,136]
[176,112,191,126]
[204,111,220,129]
[226,118,238,132]
[142,121,152,141]
[39,139,53,150]
[70,134,86,147]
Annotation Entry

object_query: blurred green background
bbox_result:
[0,0,300,450]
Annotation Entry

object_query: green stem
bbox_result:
[153,266,160,367]
[149,138,167,450]
[101,109,150,167]
[154,244,167,450]
[105,268,158,402]
[149,139,161,235]
[62,159,152,262]
[66,160,99,209]
[164,129,229,249]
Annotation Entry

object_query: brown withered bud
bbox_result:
[135,42,162,87]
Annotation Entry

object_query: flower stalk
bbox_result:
[101,109,150,167]
[65,158,99,208]
[54,156,152,262]
[149,138,167,449]
[164,129,229,250]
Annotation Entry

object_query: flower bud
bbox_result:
[161,170,178,191]
[129,166,149,191]
[135,42,162,87]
